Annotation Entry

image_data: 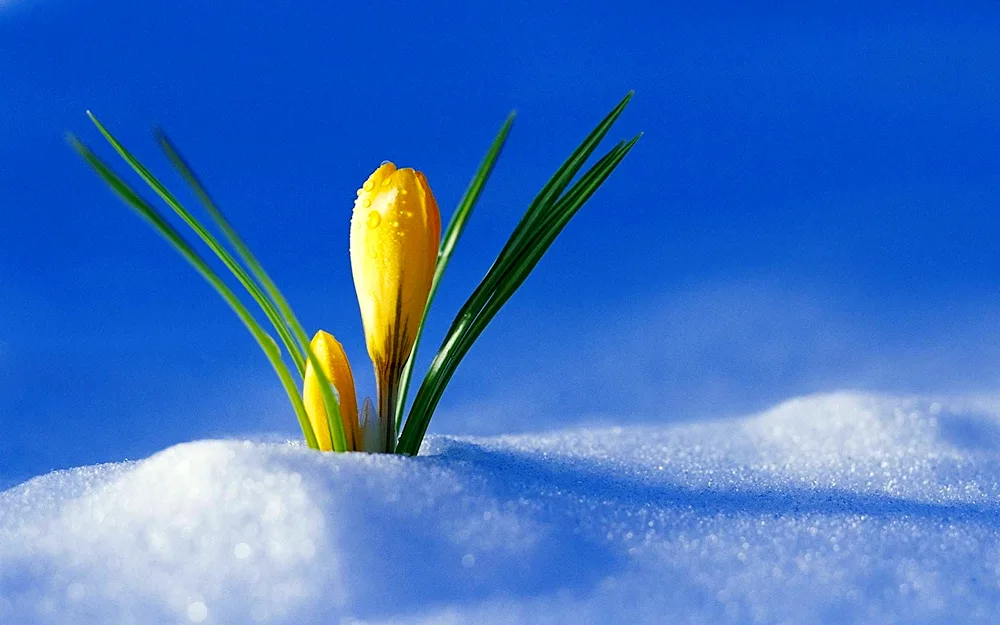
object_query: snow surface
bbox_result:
[2,392,1000,624]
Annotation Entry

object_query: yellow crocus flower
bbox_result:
[302,330,360,451]
[302,163,440,453]
[350,162,441,452]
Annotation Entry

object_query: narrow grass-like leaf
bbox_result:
[518,137,642,277]
[156,132,348,451]
[86,113,307,376]
[397,109,637,454]
[397,138,639,455]
[70,136,320,450]
[394,113,515,435]
[469,92,633,304]
[463,136,642,346]
[395,97,639,455]
[403,93,634,408]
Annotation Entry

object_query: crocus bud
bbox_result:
[350,162,441,450]
[302,330,360,451]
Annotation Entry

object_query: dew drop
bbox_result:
[391,220,400,228]
[381,178,392,187]
[363,180,374,191]
[366,211,381,228]
[380,160,392,166]
[367,248,377,259]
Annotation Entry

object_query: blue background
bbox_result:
[2,0,999,487]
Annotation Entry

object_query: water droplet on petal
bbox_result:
[363,180,374,191]
[367,248,377,259]
[362,198,371,208]
[366,211,381,228]
[391,220,400,228]
[380,160,391,166]
[381,177,392,187]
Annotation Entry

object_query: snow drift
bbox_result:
[2,392,1000,624]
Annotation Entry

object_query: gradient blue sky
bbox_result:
[2,1,1000,486]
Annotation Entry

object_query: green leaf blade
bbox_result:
[86,113,307,376]
[70,135,321,450]
[154,131,349,452]
[396,96,640,456]
[393,113,515,438]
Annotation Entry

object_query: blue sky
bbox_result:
[2,1,999,485]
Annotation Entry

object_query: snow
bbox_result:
[2,392,1000,624]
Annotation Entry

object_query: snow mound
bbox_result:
[2,392,1000,624]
